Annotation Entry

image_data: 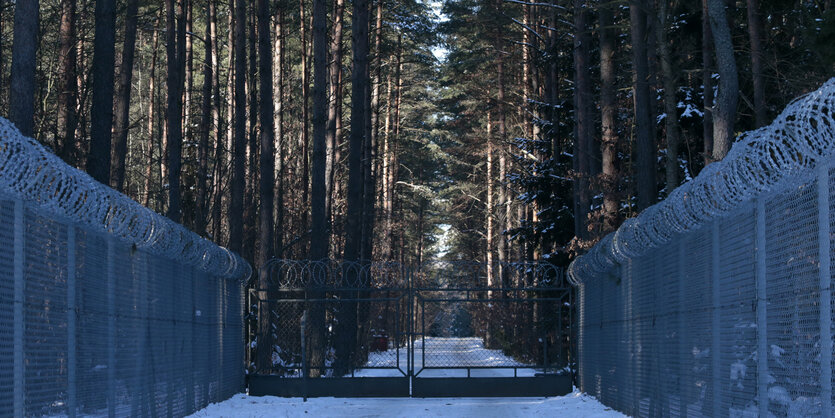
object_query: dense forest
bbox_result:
[0,0,832,271]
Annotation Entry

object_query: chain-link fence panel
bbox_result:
[0,117,251,417]
[570,79,835,416]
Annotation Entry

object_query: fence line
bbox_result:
[0,117,250,417]
[569,79,835,416]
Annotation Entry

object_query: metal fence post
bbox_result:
[67,226,77,418]
[818,162,832,417]
[13,200,24,418]
[677,239,686,417]
[755,199,768,417]
[711,220,720,418]
[107,238,116,418]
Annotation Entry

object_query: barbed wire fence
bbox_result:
[0,118,251,416]
[569,79,835,416]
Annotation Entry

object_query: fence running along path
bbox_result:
[0,117,251,417]
[569,79,835,416]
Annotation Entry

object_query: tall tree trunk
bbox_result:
[273,6,286,257]
[255,0,276,376]
[326,0,345,233]
[706,0,738,160]
[599,0,618,233]
[747,0,766,127]
[57,0,79,165]
[111,0,139,192]
[573,0,593,238]
[361,1,379,262]
[495,0,508,279]
[630,0,656,211]
[244,8,259,261]
[657,0,681,193]
[144,13,161,207]
[300,0,311,239]
[165,0,186,222]
[184,0,193,163]
[311,0,329,260]
[702,0,714,163]
[209,0,221,239]
[9,0,39,137]
[196,0,215,236]
[229,0,247,253]
[88,0,116,184]
[335,0,369,375]
[486,112,495,287]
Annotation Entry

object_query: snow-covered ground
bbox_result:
[186,337,625,417]
[356,337,538,377]
[187,390,625,417]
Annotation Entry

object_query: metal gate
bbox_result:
[247,260,573,398]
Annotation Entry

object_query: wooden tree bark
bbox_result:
[335,0,369,375]
[300,0,311,238]
[311,0,329,260]
[9,0,39,137]
[196,0,215,236]
[229,0,247,254]
[747,0,766,127]
[244,9,259,260]
[255,0,276,375]
[630,0,656,211]
[111,0,139,192]
[88,0,116,185]
[573,0,592,237]
[165,0,186,222]
[702,0,714,162]
[599,0,619,233]
[657,0,681,192]
[706,0,738,160]
[57,0,79,165]
[495,0,508,276]
[143,13,161,207]
[273,6,286,257]
[326,0,345,232]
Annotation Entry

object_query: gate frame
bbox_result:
[247,259,574,398]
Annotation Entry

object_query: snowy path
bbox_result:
[187,390,626,417]
[357,337,537,377]
[185,337,627,417]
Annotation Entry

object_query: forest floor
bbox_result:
[189,337,624,417]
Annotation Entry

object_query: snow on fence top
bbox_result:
[0,116,251,280]
[569,78,835,284]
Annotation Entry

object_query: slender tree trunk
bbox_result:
[573,0,593,238]
[311,0,329,260]
[196,0,215,236]
[599,0,618,233]
[335,0,369,375]
[707,0,738,160]
[300,0,311,238]
[256,0,276,374]
[326,0,345,232]
[486,112,494,287]
[111,0,139,192]
[273,6,286,257]
[184,0,193,159]
[747,0,766,127]
[229,0,247,253]
[657,0,681,193]
[630,0,656,211]
[702,0,714,163]
[9,0,39,137]
[165,0,186,222]
[495,0,508,279]
[361,1,378,262]
[208,0,221,239]
[57,0,79,165]
[244,8,259,261]
[144,13,161,207]
[88,0,116,184]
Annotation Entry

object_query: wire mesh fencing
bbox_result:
[0,118,251,417]
[569,79,835,416]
